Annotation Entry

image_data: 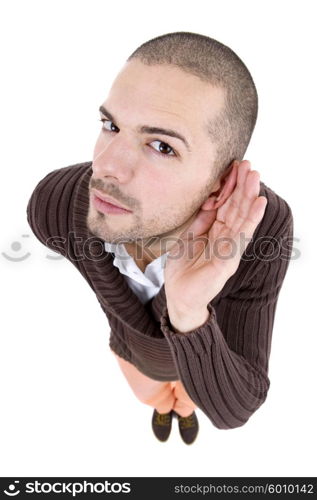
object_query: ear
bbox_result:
[200,159,242,211]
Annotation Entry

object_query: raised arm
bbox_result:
[160,218,293,429]
[160,160,293,428]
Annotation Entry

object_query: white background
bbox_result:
[0,0,316,477]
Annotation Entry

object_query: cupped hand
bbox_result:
[164,160,268,315]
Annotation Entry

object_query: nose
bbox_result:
[92,132,137,183]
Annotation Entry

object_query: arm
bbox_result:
[26,167,69,256]
[160,219,293,429]
[26,163,89,257]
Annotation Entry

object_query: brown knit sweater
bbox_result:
[26,161,294,429]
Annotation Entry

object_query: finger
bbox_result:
[207,169,263,253]
[237,195,268,256]
[187,208,217,239]
[234,170,261,233]
[178,207,217,242]
[168,208,217,258]
[206,194,267,266]
[225,169,261,232]
[216,160,251,224]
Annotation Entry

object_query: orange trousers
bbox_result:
[111,349,197,417]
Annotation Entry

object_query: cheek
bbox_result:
[142,178,190,220]
[93,134,105,157]
[141,183,164,212]
[139,173,175,212]
[146,171,183,199]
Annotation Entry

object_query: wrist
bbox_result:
[167,306,210,334]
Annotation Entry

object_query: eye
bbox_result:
[99,118,119,133]
[98,119,177,159]
[149,140,177,158]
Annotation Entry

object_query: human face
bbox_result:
[87,59,225,261]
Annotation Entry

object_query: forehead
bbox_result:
[104,60,225,143]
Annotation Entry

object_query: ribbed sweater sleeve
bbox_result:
[160,216,293,429]
[26,166,76,257]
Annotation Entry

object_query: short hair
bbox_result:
[127,31,258,181]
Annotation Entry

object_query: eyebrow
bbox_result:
[99,105,191,153]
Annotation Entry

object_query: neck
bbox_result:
[123,209,199,270]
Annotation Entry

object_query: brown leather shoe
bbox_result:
[151,409,173,442]
[177,411,199,444]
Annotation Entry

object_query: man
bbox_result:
[27,32,293,445]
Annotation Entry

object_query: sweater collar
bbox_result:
[72,161,167,333]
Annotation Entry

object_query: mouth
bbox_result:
[91,190,133,215]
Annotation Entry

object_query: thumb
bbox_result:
[168,208,217,257]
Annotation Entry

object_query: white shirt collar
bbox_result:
[104,241,168,288]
